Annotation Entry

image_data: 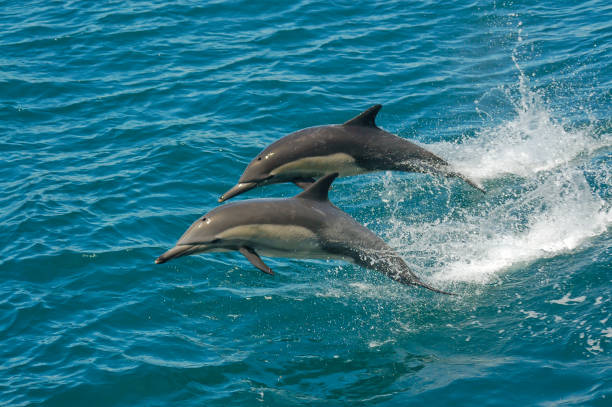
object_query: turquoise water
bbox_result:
[1,0,611,405]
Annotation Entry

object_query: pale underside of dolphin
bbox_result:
[157,173,452,295]
[219,104,484,202]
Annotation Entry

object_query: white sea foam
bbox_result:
[382,70,611,286]
[436,79,605,181]
[586,337,603,354]
[549,293,587,306]
[437,52,609,179]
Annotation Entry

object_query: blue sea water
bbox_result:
[1,0,611,405]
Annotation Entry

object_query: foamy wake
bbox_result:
[384,71,611,285]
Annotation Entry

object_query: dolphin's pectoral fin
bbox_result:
[239,247,274,275]
[292,177,316,189]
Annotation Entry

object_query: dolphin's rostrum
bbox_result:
[219,104,484,202]
[157,173,452,295]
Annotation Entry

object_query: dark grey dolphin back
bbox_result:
[341,105,484,192]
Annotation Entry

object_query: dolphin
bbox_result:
[157,173,451,295]
[219,104,484,202]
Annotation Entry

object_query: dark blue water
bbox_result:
[1,1,611,405]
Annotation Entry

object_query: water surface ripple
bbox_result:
[1,1,610,406]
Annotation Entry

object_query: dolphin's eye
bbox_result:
[210,238,220,244]
[201,217,207,222]
[257,157,262,161]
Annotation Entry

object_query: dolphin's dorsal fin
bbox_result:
[343,104,382,128]
[296,173,339,201]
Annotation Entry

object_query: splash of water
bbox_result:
[383,69,611,286]
[438,72,607,181]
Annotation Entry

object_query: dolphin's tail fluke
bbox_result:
[427,162,485,194]
[398,148,486,193]
[378,261,455,295]
[411,279,456,296]
[352,246,456,295]
[395,269,455,295]
[445,170,486,194]
[396,158,485,193]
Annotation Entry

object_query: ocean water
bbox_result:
[1,0,610,405]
